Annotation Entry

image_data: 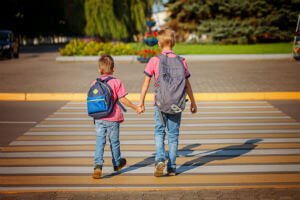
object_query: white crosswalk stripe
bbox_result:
[1,101,300,191]
[1,164,300,174]
[1,149,300,158]
[8,138,300,146]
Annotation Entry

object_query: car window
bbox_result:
[0,32,12,42]
[0,32,8,41]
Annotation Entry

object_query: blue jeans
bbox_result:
[154,106,181,169]
[94,119,121,167]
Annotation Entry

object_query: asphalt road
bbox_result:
[1,100,300,148]
[0,101,300,200]
[0,101,66,147]
[0,49,300,199]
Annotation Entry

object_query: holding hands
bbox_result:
[136,104,145,115]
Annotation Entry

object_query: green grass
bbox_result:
[172,43,292,54]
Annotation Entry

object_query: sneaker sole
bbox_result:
[93,169,102,179]
[168,172,176,176]
[154,162,165,177]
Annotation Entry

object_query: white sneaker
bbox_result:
[154,162,165,177]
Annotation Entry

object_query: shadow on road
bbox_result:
[177,138,262,174]
[103,139,262,178]
[103,144,201,178]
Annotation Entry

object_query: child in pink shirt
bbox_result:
[93,54,141,179]
[140,28,197,177]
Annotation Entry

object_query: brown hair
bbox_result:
[98,54,114,74]
[157,28,176,48]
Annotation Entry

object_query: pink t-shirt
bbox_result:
[144,50,190,79]
[99,74,128,123]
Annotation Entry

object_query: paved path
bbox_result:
[1,52,300,93]
[1,100,300,194]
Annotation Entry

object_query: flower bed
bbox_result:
[143,38,158,46]
[143,31,158,46]
[136,49,161,63]
[293,35,300,60]
[146,21,156,27]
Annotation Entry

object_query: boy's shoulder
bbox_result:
[148,54,186,61]
[99,76,123,87]
[109,76,123,84]
[154,53,187,63]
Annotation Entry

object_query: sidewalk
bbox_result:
[0,52,300,99]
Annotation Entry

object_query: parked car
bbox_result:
[0,30,19,59]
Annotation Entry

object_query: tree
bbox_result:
[165,0,300,43]
[0,0,74,36]
[84,0,154,41]
[0,0,154,40]
[63,0,86,36]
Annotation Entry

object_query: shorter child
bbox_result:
[92,54,141,179]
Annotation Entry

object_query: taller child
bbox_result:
[139,28,197,177]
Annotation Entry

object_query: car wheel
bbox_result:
[7,50,13,59]
[13,51,19,58]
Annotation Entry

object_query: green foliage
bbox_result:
[166,0,300,43]
[84,0,153,41]
[59,40,136,56]
[173,43,292,54]
[59,40,86,56]
[60,40,291,56]
[62,0,86,35]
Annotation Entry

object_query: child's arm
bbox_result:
[119,96,141,113]
[139,76,151,112]
[186,79,197,113]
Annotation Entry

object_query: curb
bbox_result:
[55,54,292,62]
[1,92,300,101]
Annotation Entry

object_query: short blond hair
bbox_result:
[98,54,114,74]
[157,28,176,48]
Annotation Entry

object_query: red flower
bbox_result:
[136,48,161,58]
[145,31,158,39]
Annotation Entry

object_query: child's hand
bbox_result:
[190,102,197,114]
[137,103,145,114]
[136,106,143,114]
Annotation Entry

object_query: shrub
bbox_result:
[59,40,136,56]
[59,40,86,56]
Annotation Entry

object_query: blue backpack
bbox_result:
[87,76,126,119]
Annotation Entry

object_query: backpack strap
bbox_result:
[97,76,127,113]
[102,76,115,83]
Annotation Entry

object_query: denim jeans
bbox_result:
[94,119,121,167]
[154,106,181,169]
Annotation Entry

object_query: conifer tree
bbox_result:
[166,0,300,43]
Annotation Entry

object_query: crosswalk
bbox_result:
[0,101,300,192]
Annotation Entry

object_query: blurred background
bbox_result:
[0,0,299,45]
